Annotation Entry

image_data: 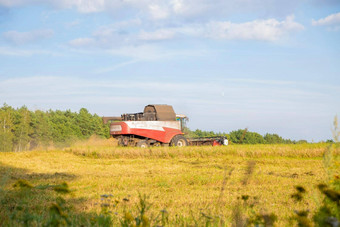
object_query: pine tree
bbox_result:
[30,110,52,149]
[13,106,31,152]
[0,104,14,152]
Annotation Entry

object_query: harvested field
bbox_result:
[0,143,339,226]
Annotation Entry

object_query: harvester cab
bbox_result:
[176,114,188,132]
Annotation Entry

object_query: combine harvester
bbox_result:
[103,104,228,147]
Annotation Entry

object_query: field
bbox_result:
[0,142,339,226]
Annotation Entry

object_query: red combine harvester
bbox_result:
[103,104,228,147]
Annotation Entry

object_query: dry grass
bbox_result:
[0,142,338,226]
[67,142,329,159]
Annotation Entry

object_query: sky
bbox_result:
[0,0,339,142]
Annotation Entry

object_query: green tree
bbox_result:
[92,113,110,138]
[2,104,111,150]
[264,133,284,144]
[296,140,308,144]
[76,108,95,139]
[30,110,52,149]
[229,129,246,144]
[0,104,14,152]
[49,110,77,145]
[229,129,265,144]
[13,106,31,152]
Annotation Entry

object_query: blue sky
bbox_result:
[0,0,339,141]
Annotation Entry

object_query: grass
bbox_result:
[67,142,329,158]
[0,142,339,226]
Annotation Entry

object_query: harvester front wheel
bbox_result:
[137,140,148,148]
[171,135,188,147]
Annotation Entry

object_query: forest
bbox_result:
[0,104,311,152]
[0,104,108,152]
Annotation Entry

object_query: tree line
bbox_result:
[0,104,109,152]
[1,104,314,152]
[185,128,309,144]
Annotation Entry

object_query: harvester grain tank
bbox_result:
[103,104,227,147]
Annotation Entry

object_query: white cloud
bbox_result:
[0,0,309,19]
[206,15,304,41]
[0,0,24,7]
[0,46,60,56]
[170,0,213,18]
[67,0,107,13]
[312,12,340,26]
[2,29,54,45]
[148,3,169,19]
[171,0,184,13]
[92,19,142,37]
[104,45,175,60]
[0,0,115,13]
[1,75,335,104]
[68,38,94,47]
[68,19,142,48]
[0,0,338,24]
[138,29,176,41]
[67,15,303,50]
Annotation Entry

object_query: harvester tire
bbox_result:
[171,135,188,147]
[137,140,148,148]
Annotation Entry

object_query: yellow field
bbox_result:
[0,143,339,226]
